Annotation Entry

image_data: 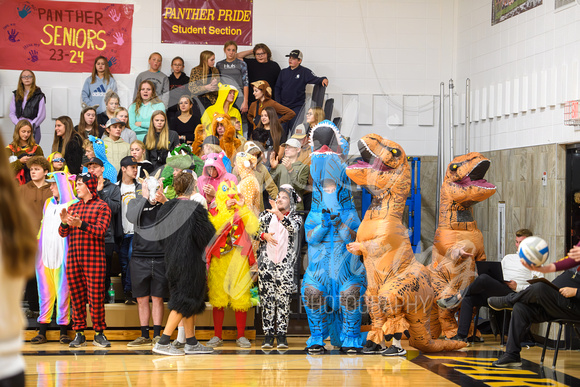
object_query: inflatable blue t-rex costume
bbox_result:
[88,135,117,182]
[301,120,367,353]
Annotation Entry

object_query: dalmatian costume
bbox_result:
[257,185,303,338]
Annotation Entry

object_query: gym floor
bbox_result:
[22,335,580,386]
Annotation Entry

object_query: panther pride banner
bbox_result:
[162,0,252,45]
[0,1,134,73]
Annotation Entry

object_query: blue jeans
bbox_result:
[119,234,134,294]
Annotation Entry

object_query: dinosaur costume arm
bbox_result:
[306,212,331,244]
[331,212,357,244]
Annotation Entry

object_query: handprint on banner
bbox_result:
[108,57,117,68]
[8,29,19,42]
[17,5,32,18]
[109,9,121,22]
[28,50,38,62]
[112,32,124,46]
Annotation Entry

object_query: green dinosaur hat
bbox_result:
[166,144,193,170]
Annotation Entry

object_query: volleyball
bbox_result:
[518,236,549,266]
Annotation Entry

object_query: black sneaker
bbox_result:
[488,296,513,311]
[276,335,288,349]
[69,333,87,348]
[382,345,407,356]
[361,340,383,354]
[492,353,522,367]
[448,334,470,346]
[437,294,461,309]
[124,293,136,305]
[437,289,467,310]
[93,333,111,348]
[305,344,325,353]
[262,336,275,349]
[468,335,484,343]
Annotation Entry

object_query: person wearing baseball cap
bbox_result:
[275,50,329,134]
[288,124,312,166]
[247,80,295,139]
[103,117,130,173]
[115,155,141,306]
[269,137,309,210]
[84,157,104,168]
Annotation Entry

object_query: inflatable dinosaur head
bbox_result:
[309,120,354,212]
[442,152,496,208]
[347,134,409,197]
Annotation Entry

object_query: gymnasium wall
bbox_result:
[0,0,456,156]
[454,0,580,153]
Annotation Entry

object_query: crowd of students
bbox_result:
[5,41,330,355]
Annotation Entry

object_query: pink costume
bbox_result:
[196,152,238,206]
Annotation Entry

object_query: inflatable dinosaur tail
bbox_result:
[407,310,468,352]
[410,336,468,352]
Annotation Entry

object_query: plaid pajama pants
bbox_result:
[66,254,106,331]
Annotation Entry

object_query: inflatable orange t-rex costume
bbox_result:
[428,152,496,339]
[346,134,467,353]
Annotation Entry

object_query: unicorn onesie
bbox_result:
[36,172,78,327]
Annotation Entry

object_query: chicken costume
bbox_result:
[345,134,467,353]
[36,172,78,326]
[301,120,367,352]
[428,153,496,339]
[206,180,259,339]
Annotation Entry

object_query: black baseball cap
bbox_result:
[84,157,103,167]
[120,156,138,168]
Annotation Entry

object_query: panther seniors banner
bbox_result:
[162,0,252,45]
[0,1,133,73]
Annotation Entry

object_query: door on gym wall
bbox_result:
[566,146,580,252]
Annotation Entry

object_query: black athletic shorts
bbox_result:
[130,257,169,298]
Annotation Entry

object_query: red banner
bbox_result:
[162,0,252,45]
[0,1,133,73]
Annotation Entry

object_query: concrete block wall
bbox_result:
[0,0,455,157]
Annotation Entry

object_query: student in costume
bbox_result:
[257,185,303,349]
[153,172,215,355]
[30,172,78,344]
